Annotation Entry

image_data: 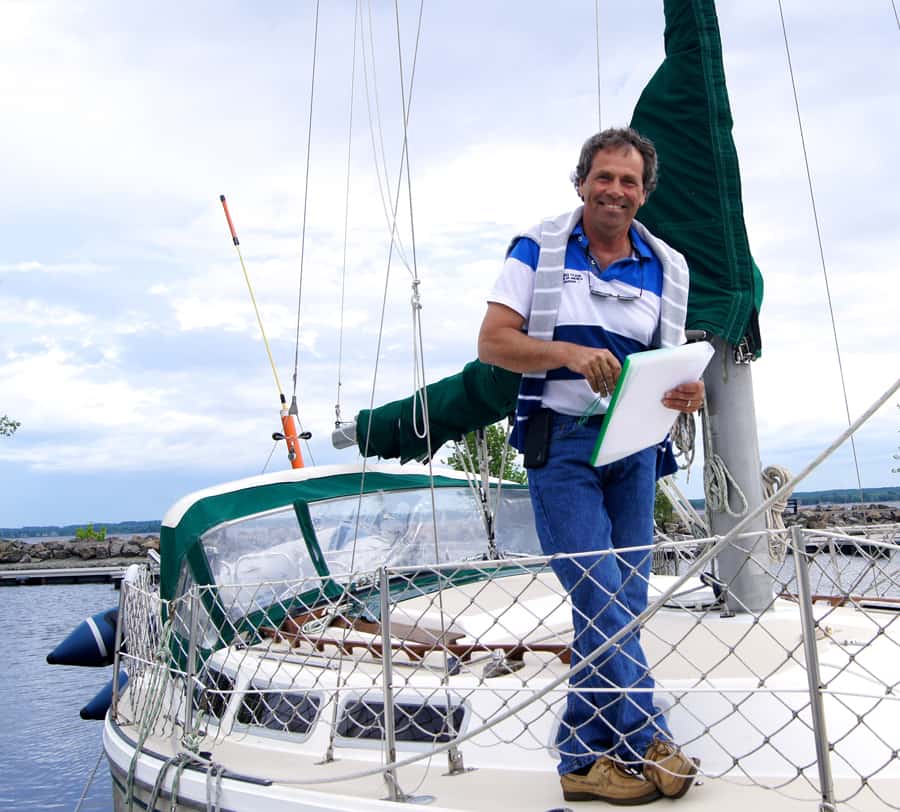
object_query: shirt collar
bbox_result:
[571,221,653,263]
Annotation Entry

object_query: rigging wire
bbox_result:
[260,440,279,474]
[396,0,466,771]
[775,0,866,501]
[291,0,322,399]
[892,0,900,29]
[324,2,364,764]
[336,1,362,426]
[594,0,603,129]
[361,0,413,273]
[73,745,105,812]
[358,0,427,471]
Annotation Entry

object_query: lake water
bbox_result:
[0,583,114,811]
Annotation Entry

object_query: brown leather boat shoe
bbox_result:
[561,757,661,805]
[642,738,699,799]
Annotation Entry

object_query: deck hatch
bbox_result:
[237,691,322,736]
[193,668,235,719]
[337,699,465,743]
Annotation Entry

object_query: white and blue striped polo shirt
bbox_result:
[488,221,663,419]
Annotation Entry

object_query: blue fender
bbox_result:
[80,670,128,720]
[47,607,119,667]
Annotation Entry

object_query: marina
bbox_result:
[5,0,899,809]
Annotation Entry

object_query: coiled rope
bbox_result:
[700,394,748,519]
[762,463,794,560]
[671,411,696,472]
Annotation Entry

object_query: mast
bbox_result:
[630,0,773,612]
[703,339,772,612]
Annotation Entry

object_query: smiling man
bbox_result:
[478,128,703,805]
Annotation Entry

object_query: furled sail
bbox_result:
[349,361,520,463]
[630,0,763,353]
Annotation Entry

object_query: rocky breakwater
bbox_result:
[784,504,900,530]
[0,535,160,570]
[657,503,900,537]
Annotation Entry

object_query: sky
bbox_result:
[1,1,898,527]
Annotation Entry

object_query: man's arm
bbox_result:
[477,302,622,396]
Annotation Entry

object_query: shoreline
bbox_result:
[0,535,160,571]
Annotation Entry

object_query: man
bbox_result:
[478,128,704,805]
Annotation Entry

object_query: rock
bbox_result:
[140,537,160,552]
[121,541,143,557]
[74,542,108,560]
[0,541,25,563]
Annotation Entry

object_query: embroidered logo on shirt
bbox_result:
[563,271,583,284]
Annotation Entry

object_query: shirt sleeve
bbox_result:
[487,237,538,322]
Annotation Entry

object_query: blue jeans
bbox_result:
[528,412,671,774]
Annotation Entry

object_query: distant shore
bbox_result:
[3,502,899,573]
[0,535,159,571]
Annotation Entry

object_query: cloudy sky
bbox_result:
[1,1,898,527]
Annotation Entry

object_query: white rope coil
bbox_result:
[762,464,794,560]
[671,411,696,473]
[700,400,748,519]
[703,453,748,518]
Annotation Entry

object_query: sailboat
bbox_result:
[51,1,900,809]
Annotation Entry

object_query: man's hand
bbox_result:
[478,302,620,394]
[662,380,705,413]
[564,345,621,397]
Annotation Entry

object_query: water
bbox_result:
[0,583,115,811]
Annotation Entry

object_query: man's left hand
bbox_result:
[662,381,705,413]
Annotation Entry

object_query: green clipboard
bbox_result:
[590,342,714,467]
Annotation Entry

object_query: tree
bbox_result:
[75,524,107,542]
[0,415,20,437]
[654,484,675,527]
[444,422,527,484]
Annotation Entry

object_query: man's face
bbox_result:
[578,146,647,239]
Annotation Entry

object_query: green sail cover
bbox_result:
[356,360,520,462]
[630,0,763,353]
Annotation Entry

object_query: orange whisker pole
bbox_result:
[220,194,308,469]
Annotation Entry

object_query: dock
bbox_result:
[0,564,129,587]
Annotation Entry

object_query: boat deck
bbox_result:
[107,717,896,812]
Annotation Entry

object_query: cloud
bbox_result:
[0,260,108,275]
[1,1,898,525]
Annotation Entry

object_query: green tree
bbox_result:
[75,523,107,542]
[444,422,527,484]
[654,484,675,527]
[0,415,20,437]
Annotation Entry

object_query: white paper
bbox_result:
[591,341,715,467]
